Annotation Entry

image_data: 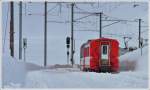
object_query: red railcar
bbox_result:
[80,38,119,72]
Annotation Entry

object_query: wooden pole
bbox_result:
[71,3,74,66]
[138,19,141,48]
[10,1,14,57]
[99,12,102,38]
[44,1,47,67]
[19,1,22,59]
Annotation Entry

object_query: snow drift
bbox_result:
[2,54,26,88]
[2,46,148,88]
[25,68,148,88]
[25,46,148,88]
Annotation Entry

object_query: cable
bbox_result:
[47,3,58,13]
[47,20,69,23]
[47,20,97,25]
[74,7,136,23]
[102,21,121,28]
[3,4,9,53]
[103,13,139,22]
[74,29,98,32]
[74,4,90,14]
[29,3,60,16]
[74,13,94,21]
[74,29,133,38]
[28,3,58,16]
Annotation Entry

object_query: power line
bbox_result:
[47,20,96,24]
[75,12,143,23]
[26,3,144,25]
[46,19,143,24]
[74,29,98,32]
[103,13,139,23]
[74,10,139,23]
[74,13,94,21]
[74,4,91,13]
[74,28,147,37]
[27,2,147,25]
[47,4,58,13]
[24,3,148,42]
[47,20,68,23]
[102,20,120,28]
[74,29,133,38]
[28,3,59,16]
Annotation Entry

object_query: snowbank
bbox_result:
[25,68,148,88]
[136,51,148,72]
[25,62,43,71]
[2,54,26,88]
[25,46,148,88]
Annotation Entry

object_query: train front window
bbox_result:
[103,45,107,55]
[101,45,109,60]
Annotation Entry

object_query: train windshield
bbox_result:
[101,45,109,60]
[103,45,107,54]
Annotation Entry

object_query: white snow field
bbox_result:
[2,46,148,88]
[2,1,148,88]
[2,53,26,88]
[25,69,148,88]
[24,46,148,88]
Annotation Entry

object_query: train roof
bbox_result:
[81,37,119,48]
[91,37,119,42]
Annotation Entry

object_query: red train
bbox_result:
[80,38,119,72]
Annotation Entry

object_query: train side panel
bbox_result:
[110,41,119,72]
[90,40,100,71]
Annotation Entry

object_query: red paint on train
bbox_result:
[80,38,119,72]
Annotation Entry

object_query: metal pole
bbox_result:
[139,19,141,48]
[23,38,27,61]
[71,3,74,66]
[99,12,102,38]
[67,50,69,64]
[141,46,142,56]
[10,1,14,57]
[19,1,22,60]
[44,1,47,67]
[24,47,26,61]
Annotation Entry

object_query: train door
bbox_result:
[101,44,110,66]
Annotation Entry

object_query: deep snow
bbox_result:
[25,68,148,88]
[2,46,149,88]
[2,1,149,88]
[2,53,26,88]
[25,46,148,88]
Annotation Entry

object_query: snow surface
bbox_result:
[24,46,148,88]
[25,69,148,88]
[2,2,149,88]
[2,53,26,88]
[2,46,148,88]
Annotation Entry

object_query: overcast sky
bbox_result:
[2,1,148,66]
